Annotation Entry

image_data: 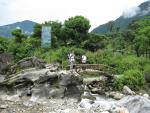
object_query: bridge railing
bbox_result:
[73,64,115,74]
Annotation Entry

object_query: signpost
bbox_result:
[41,26,51,48]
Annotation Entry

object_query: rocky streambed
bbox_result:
[0,57,150,113]
[0,89,150,113]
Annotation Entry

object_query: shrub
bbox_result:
[32,47,86,68]
[86,51,96,64]
[111,55,142,74]
[114,69,146,91]
[85,49,113,64]
[144,64,150,73]
[7,42,33,62]
[143,64,150,83]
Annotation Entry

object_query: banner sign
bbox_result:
[41,26,51,48]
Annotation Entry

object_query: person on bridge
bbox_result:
[68,51,75,70]
[81,54,87,70]
[81,54,87,64]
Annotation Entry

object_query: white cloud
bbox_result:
[0,0,148,30]
[122,7,141,18]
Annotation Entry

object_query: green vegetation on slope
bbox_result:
[92,0,150,33]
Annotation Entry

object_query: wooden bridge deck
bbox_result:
[73,64,114,73]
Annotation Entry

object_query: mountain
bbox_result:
[92,0,150,33]
[0,20,37,37]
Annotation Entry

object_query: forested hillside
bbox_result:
[92,0,150,33]
[0,20,36,37]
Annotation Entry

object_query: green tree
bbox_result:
[62,16,91,46]
[82,33,105,52]
[44,21,62,48]
[0,37,9,53]
[107,21,115,32]
[123,30,135,43]
[32,23,42,38]
[32,21,62,48]
[128,17,150,57]
[7,41,32,62]
[114,69,146,91]
[11,28,27,43]
[45,21,62,38]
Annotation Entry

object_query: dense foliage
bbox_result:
[114,70,146,91]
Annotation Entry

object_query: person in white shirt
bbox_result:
[68,51,75,70]
[81,55,87,64]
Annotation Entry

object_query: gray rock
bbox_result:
[123,86,135,95]
[23,101,35,107]
[45,63,60,72]
[0,53,13,74]
[118,96,150,113]
[143,93,149,98]
[49,87,66,98]
[59,71,83,86]
[106,91,124,100]
[0,62,9,74]
[19,60,33,68]
[0,74,5,82]
[79,98,93,108]
[110,106,129,113]
[9,56,46,74]
[101,112,110,113]
[1,68,53,89]
[0,104,8,109]
[81,91,96,101]
[32,56,46,68]
[91,87,103,94]
[31,85,50,99]
[0,69,83,99]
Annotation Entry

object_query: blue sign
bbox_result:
[41,26,51,48]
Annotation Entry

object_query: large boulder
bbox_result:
[105,91,124,100]
[110,106,129,113]
[0,53,13,74]
[80,70,115,96]
[123,86,135,95]
[118,96,150,113]
[30,84,51,102]
[0,68,51,90]
[59,71,83,86]
[0,74,5,82]
[58,71,83,98]
[86,78,114,95]
[9,56,46,74]
[0,69,83,99]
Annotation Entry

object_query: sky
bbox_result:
[0,0,149,30]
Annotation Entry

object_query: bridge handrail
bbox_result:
[74,64,113,69]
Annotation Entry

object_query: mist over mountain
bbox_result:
[0,20,36,37]
[92,0,150,33]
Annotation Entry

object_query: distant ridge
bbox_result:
[92,0,150,33]
[0,20,37,37]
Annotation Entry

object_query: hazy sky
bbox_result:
[0,0,148,29]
